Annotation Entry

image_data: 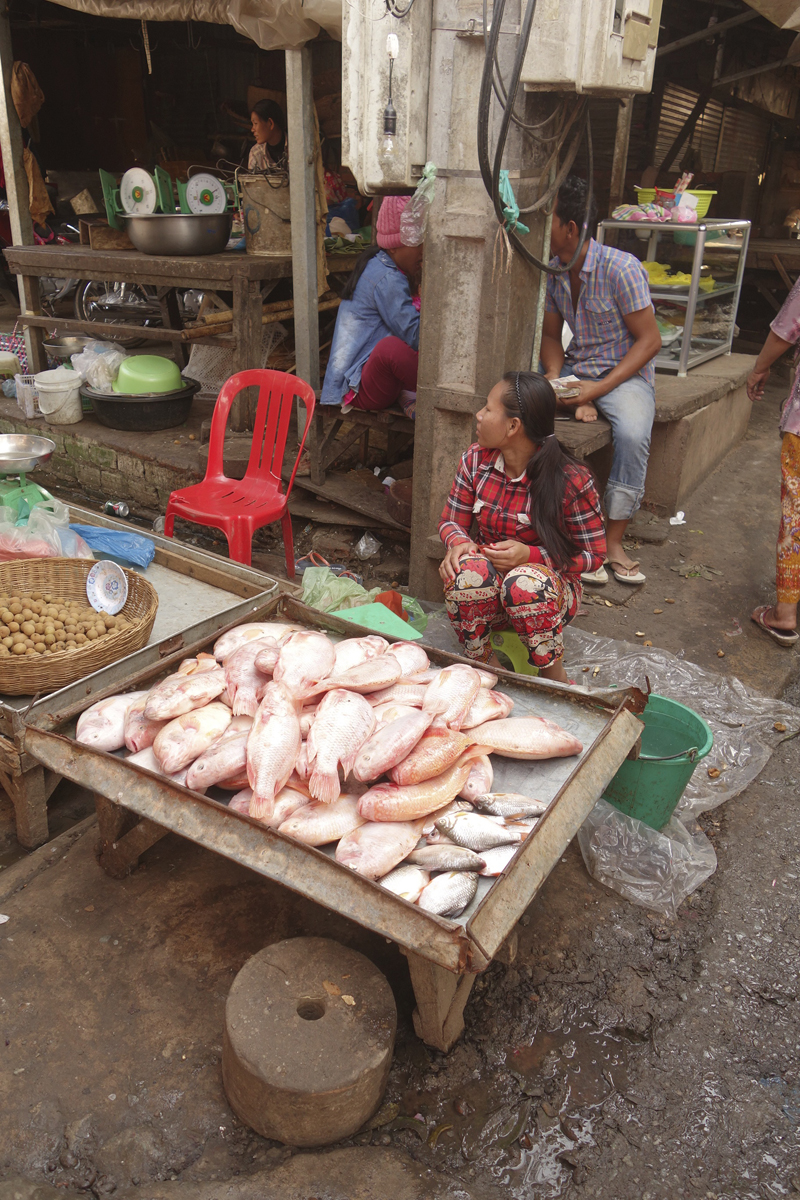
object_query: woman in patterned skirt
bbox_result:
[439,371,606,683]
[747,277,800,646]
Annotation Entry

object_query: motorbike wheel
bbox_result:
[74,280,156,349]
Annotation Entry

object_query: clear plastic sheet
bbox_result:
[577,798,717,920]
[562,627,800,817]
[70,340,127,392]
[400,163,437,247]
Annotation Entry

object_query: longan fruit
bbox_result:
[44,633,55,646]
[75,633,87,645]
[55,630,66,642]
[30,590,41,600]
[86,627,98,640]
[33,643,45,654]
[1,611,12,625]
[65,639,77,649]
[20,622,35,636]
[0,626,8,638]
[24,647,35,656]
[9,601,21,614]
[34,622,44,635]
[1,637,12,649]
[0,645,8,656]
[8,622,19,633]
[12,642,25,655]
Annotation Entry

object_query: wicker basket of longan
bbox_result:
[0,558,158,695]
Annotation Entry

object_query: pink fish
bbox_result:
[229,784,307,829]
[295,741,311,782]
[144,663,226,721]
[185,715,253,791]
[278,793,365,846]
[307,689,376,803]
[246,682,302,820]
[127,745,191,789]
[406,668,441,685]
[213,622,301,664]
[353,710,434,782]
[422,665,482,731]
[372,702,422,727]
[358,749,488,822]
[368,683,428,708]
[273,630,336,699]
[332,635,388,675]
[227,788,253,814]
[299,703,318,737]
[224,636,276,717]
[123,693,168,753]
[468,716,583,759]
[77,691,150,752]
[475,668,499,689]
[389,727,474,786]
[153,701,233,774]
[335,817,426,879]
[461,689,515,729]
[385,642,429,677]
[459,753,494,802]
[310,655,403,697]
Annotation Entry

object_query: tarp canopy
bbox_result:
[745,1,800,30]
[48,0,342,50]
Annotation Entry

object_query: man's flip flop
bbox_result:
[580,565,608,585]
[608,559,646,585]
[751,605,799,647]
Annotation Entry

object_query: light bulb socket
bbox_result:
[382,99,397,136]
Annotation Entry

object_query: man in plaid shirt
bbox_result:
[541,176,661,585]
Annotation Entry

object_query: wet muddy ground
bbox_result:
[1,725,798,1200]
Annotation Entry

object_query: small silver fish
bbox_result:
[478,845,520,876]
[435,810,522,851]
[408,844,486,872]
[473,792,548,819]
[418,871,478,917]
[379,863,430,902]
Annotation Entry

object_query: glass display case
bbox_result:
[596,218,751,377]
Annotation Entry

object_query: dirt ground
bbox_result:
[1,377,800,1200]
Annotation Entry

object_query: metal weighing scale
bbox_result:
[0,435,56,521]
[100,167,236,229]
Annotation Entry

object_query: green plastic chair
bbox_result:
[490,630,538,676]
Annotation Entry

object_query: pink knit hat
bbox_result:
[376,195,411,249]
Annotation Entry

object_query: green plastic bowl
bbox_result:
[112,355,183,394]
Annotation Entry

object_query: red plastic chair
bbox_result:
[164,369,315,577]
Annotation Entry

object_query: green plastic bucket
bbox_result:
[603,693,713,830]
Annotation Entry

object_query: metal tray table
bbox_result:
[0,505,280,849]
[22,594,644,1049]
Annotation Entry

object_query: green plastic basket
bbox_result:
[603,693,713,830]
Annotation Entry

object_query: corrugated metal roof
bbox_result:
[655,83,724,175]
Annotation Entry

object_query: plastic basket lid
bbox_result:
[329,602,422,640]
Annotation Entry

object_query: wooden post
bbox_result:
[0,0,45,373]
[286,45,320,435]
[609,98,634,215]
[231,273,262,432]
[403,949,477,1052]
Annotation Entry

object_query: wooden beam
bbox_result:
[658,88,711,173]
[656,9,757,57]
[286,45,320,429]
[771,253,795,293]
[609,98,634,215]
[0,0,46,373]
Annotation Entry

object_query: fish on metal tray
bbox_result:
[353,710,434,782]
[478,844,520,876]
[299,703,318,737]
[153,701,233,774]
[422,799,471,837]
[336,817,425,879]
[389,727,474,786]
[372,702,421,727]
[379,863,430,902]
[307,688,375,803]
[295,740,311,781]
[474,667,498,690]
[358,749,487,822]
[272,630,336,699]
[123,693,167,754]
[405,668,441,684]
[422,665,483,731]
[385,642,429,677]
[407,844,486,872]
[126,745,191,788]
[227,787,252,815]
[77,690,150,753]
[368,683,428,708]
[144,662,227,721]
[333,635,388,675]
[418,871,478,917]
[311,655,403,697]
[459,753,493,802]
[473,792,548,819]
[185,715,253,791]
[461,688,514,730]
[435,810,523,851]
[224,637,278,717]
[468,715,583,759]
[278,793,365,846]
[213,622,301,664]
[247,681,302,820]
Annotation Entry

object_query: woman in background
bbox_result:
[248,99,287,172]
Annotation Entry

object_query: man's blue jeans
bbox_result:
[593,375,655,521]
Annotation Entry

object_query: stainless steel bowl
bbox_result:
[43,335,91,361]
[122,213,233,256]
[0,434,56,474]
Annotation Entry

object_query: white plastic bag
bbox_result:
[0,500,92,562]
[355,532,381,560]
[70,340,128,391]
[577,798,717,919]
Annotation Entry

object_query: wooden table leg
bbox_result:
[0,762,50,850]
[20,273,47,374]
[231,274,263,432]
[158,286,188,369]
[403,949,477,1052]
[94,792,166,879]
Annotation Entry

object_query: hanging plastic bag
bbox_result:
[498,170,530,236]
[400,162,437,246]
[70,340,128,392]
[301,565,382,613]
[69,525,155,570]
[577,798,717,920]
[402,595,428,633]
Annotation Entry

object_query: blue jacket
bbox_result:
[320,250,420,405]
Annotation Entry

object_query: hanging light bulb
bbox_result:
[380,34,400,167]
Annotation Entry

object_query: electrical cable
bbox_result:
[477,0,594,275]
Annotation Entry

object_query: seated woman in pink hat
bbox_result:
[320,195,422,418]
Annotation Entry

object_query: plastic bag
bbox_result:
[301,566,382,613]
[69,525,155,570]
[70,340,128,391]
[402,595,428,633]
[0,500,92,561]
[578,798,717,919]
[401,162,437,247]
[355,532,381,560]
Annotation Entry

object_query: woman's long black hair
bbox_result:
[340,244,382,301]
[500,371,586,572]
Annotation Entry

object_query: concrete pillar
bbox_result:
[409,0,548,600]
